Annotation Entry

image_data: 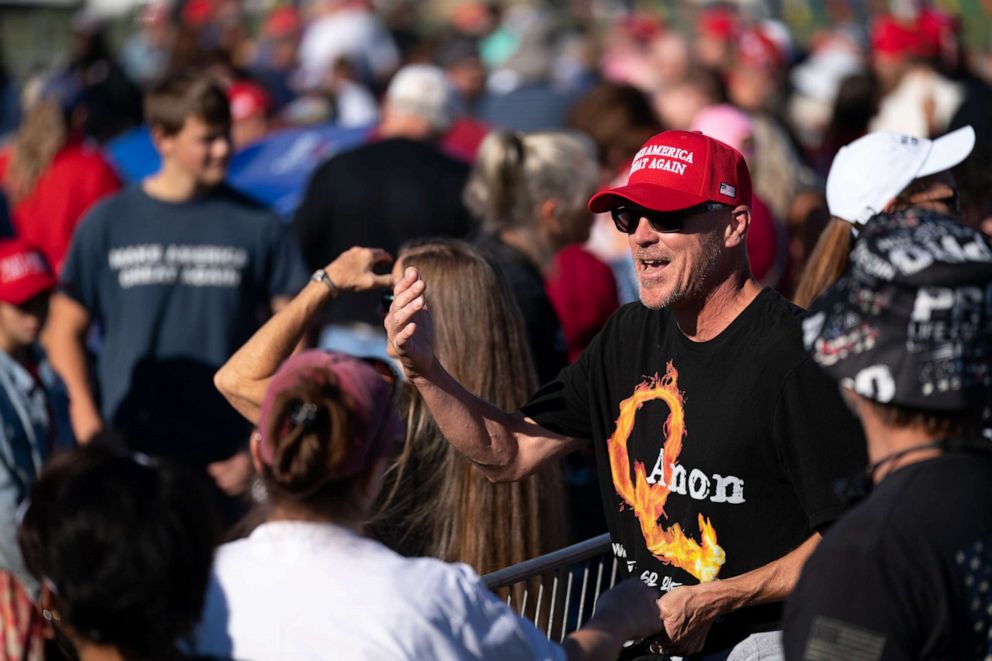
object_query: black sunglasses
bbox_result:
[610,202,731,234]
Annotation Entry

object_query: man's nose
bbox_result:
[630,216,658,245]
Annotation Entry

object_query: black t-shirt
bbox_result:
[475,234,568,384]
[62,185,308,465]
[784,451,992,661]
[521,288,867,648]
[293,138,472,326]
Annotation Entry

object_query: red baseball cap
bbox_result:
[737,27,785,73]
[588,130,752,213]
[0,239,55,305]
[263,6,302,39]
[228,81,271,121]
[181,0,215,28]
[696,6,739,40]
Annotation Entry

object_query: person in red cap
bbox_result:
[386,130,867,658]
[227,79,272,150]
[0,239,73,660]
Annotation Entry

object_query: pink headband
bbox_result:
[257,351,404,481]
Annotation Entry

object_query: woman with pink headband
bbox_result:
[194,347,665,660]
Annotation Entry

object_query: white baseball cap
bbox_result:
[826,125,975,226]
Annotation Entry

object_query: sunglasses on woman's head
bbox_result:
[611,202,732,234]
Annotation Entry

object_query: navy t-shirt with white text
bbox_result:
[61,184,308,464]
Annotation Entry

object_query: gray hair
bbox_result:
[464,130,600,233]
[384,64,458,134]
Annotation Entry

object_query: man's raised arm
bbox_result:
[385,267,581,482]
[215,247,394,424]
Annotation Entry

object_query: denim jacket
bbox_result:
[0,345,74,596]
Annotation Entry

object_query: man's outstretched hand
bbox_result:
[325,247,394,292]
[384,266,436,380]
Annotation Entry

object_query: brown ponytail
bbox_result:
[793,217,854,309]
[464,130,529,234]
[260,376,359,504]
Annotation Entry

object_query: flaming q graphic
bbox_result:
[607,361,726,582]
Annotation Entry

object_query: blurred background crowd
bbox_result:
[0,0,989,296]
[0,0,990,281]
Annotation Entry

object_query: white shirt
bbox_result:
[194,521,565,661]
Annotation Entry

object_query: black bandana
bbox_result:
[803,209,992,411]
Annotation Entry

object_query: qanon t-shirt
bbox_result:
[61,185,308,465]
[522,288,867,649]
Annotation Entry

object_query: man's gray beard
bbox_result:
[638,232,725,311]
[639,283,682,310]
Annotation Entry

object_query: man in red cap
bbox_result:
[227,80,272,150]
[0,239,73,658]
[386,130,866,658]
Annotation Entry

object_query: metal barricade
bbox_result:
[482,533,619,643]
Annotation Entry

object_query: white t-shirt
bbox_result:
[194,521,565,661]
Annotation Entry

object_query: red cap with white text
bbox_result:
[0,239,55,305]
[588,130,752,213]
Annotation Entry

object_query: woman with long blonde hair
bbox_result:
[370,239,565,574]
[215,243,566,575]
[0,78,119,273]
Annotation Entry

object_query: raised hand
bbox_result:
[384,267,436,380]
[325,247,394,292]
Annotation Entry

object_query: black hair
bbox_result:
[18,446,219,659]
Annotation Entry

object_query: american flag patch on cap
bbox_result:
[719,182,737,198]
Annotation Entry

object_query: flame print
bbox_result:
[607,361,726,582]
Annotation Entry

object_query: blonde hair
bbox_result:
[464,130,599,234]
[793,217,854,309]
[4,97,67,203]
[370,239,566,575]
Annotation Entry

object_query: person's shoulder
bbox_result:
[75,185,141,229]
[210,535,257,575]
[815,461,948,557]
[371,138,469,171]
[207,185,282,225]
[815,497,894,557]
[738,287,809,354]
[753,286,806,326]
[208,184,270,213]
[393,554,480,593]
[58,141,113,166]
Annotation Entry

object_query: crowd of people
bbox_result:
[0,0,991,659]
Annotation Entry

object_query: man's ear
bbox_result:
[149,125,173,158]
[249,430,264,474]
[725,205,750,247]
